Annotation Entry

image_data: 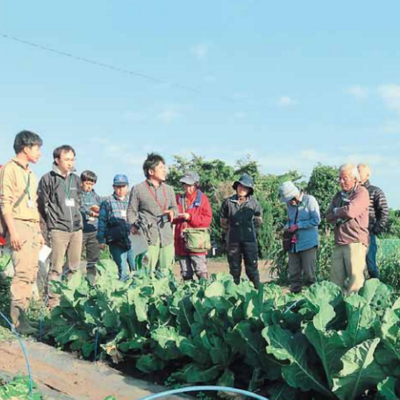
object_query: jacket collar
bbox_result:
[52,163,76,179]
[179,190,202,208]
[230,194,251,204]
[12,158,31,171]
[363,180,371,188]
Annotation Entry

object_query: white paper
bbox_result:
[65,198,75,207]
[39,245,52,263]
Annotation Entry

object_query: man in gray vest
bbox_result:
[127,153,178,276]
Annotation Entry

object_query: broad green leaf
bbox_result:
[172,364,221,383]
[332,338,385,400]
[134,295,148,322]
[380,308,400,363]
[178,337,211,365]
[359,279,393,313]
[339,295,377,348]
[200,330,231,366]
[217,368,234,387]
[377,377,400,400]
[136,354,166,373]
[204,281,225,298]
[262,325,333,397]
[67,271,85,291]
[303,281,343,312]
[267,382,298,400]
[304,302,346,386]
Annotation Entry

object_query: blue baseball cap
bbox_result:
[113,174,129,186]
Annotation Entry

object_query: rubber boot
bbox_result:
[11,305,38,335]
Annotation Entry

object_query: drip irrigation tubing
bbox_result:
[0,310,34,400]
[137,386,270,400]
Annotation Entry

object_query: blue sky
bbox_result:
[1,1,400,206]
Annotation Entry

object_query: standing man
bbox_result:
[358,164,389,279]
[37,145,82,307]
[0,130,44,334]
[97,174,134,281]
[326,164,370,294]
[80,170,102,281]
[127,153,178,276]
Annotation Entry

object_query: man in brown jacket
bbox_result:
[326,164,370,294]
[0,131,44,334]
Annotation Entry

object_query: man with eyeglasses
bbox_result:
[326,164,370,294]
[38,145,82,307]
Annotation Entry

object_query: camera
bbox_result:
[160,214,169,225]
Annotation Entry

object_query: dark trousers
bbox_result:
[227,241,260,288]
[366,234,379,279]
[82,231,100,270]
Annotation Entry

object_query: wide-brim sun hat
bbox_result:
[278,181,300,203]
[233,173,255,195]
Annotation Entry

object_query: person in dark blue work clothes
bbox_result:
[220,174,263,288]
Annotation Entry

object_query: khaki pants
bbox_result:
[47,230,82,304]
[288,247,317,293]
[330,242,367,294]
[9,220,41,322]
[144,241,174,276]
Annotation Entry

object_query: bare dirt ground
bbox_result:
[0,340,185,400]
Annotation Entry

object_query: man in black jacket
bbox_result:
[358,164,389,279]
[38,145,82,306]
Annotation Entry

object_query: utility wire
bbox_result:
[1,33,235,103]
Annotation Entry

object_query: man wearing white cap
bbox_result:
[278,181,321,293]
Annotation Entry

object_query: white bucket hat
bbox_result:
[278,181,301,203]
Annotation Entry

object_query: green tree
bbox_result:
[167,154,236,250]
[306,164,339,232]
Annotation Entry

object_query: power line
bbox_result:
[1,33,236,103]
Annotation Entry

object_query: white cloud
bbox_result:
[378,84,400,113]
[190,43,209,61]
[278,96,296,107]
[347,85,369,100]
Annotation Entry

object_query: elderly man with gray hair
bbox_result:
[326,164,370,294]
[357,164,389,279]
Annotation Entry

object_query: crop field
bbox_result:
[2,253,400,400]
